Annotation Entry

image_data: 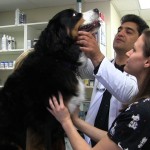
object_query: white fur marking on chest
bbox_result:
[67,78,85,114]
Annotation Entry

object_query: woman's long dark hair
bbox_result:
[133,29,150,101]
[123,29,150,110]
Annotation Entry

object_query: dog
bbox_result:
[0,8,100,150]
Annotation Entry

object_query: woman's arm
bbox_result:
[71,107,107,142]
[48,93,91,150]
[47,93,121,150]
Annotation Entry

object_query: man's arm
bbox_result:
[77,31,138,103]
[95,57,138,103]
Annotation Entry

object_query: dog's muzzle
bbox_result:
[79,8,101,33]
[79,20,100,32]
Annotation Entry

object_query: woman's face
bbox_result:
[124,34,148,77]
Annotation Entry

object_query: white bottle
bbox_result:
[15,8,20,25]
[11,37,16,49]
[8,36,12,50]
[4,34,8,50]
[19,12,26,24]
[0,36,1,50]
[76,0,82,13]
[2,34,7,50]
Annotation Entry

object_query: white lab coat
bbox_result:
[79,57,138,145]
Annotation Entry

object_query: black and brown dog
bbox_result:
[0,8,100,150]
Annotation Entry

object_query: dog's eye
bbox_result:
[73,13,76,17]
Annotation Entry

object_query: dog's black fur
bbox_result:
[0,8,100,150]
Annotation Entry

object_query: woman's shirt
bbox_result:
[108,98,150,150]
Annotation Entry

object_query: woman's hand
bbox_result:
[47,92,71,125]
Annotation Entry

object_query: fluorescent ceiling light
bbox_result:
[139,0,150,9]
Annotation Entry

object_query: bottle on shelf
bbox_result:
[6,35,9,50]
[1,34,7,50]
[11,37,16,49]
[15,8,27,25]
[8,36,12,50]
[15,8,20,25]
[19,12,26,24]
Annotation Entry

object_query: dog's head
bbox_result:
[79,8,100,34]
[44,8,100,39]
[34,8,100,67]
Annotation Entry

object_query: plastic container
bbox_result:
[8,36,12,50]
[2,34,7,50]
[15,8,20,25]
[11,37,16,49]
[19,12,26,24]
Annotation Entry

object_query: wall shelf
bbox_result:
[0,22,47,86]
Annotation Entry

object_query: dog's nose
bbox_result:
[93,8,99,14]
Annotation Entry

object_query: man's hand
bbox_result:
[77,31,104,67]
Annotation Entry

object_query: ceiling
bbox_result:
[0,0,150,22]
[111,0,150,22]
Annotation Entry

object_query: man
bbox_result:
[77,14,149,146]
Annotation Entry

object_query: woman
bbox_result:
[48,29,150,150]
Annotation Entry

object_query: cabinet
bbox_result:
[0,22,48,87]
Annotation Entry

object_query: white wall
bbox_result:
[109,3,120,59]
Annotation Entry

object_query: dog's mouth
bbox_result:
[79,20,100,33]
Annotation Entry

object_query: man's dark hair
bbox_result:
[121,14,149,35]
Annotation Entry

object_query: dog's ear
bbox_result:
[47,20,69,44]
[34,18,71,55]
[34,9,80,56]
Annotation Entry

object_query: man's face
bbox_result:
[113,22,139,55]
